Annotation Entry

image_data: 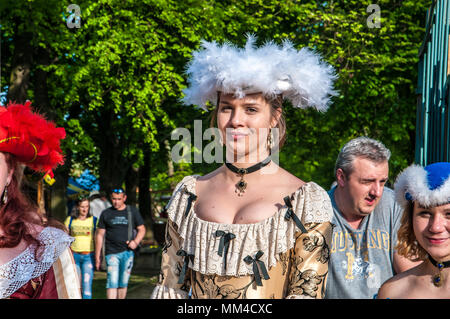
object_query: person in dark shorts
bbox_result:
[95,188,145,299]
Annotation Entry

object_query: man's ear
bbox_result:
[336,168,347,187]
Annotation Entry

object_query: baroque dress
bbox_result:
[151,175,334,299]
[1,226,81,299]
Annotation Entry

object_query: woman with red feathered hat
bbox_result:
[0,101,81,299]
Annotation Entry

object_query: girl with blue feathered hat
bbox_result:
[378,162,450,298]
[151,35,337,299]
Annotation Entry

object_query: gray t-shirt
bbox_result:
[324,186,403,299]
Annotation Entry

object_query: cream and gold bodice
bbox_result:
[151,175,333,299]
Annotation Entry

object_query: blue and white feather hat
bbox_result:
[394,162,450,209]
[182,35,337,111]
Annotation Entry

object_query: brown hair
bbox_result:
[395,201,427,262]
[0,153,44,249]
[69,197,92,219]
[209,92,287,149]
[0,153,65,259]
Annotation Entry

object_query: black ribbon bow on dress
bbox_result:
[244,250,270,287]
[283,196,307,233]
[215,230,236,271]
[184,189,197,217]
[176,249,194,284]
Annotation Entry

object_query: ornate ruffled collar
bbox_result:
[0,227,74,299]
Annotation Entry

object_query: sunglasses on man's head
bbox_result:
[112,188,124,194]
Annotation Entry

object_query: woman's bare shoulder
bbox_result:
[377,267,420,299]
[197,167,222,181]
[195,167,229,196]
[273,166,306,190]
[196,167,223,189]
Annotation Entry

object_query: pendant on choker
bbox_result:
[433,264,444,287]
[225,157,271,197]
[433,273,443,287]
[429,256,450,287]
[235,169,248,197]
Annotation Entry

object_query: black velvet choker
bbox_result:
[428,255,450,287]
[225,157,271,196]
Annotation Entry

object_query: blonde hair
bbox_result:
[395,201,427,261]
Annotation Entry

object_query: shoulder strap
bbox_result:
[127,205,132,241]
[93,216,97,232]
[68,216,73,233]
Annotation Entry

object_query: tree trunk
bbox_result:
[94,108,131,194]
[98,140,130,194]
[48,151,72,223]
[33,46,52,118]
[33,45,59,219]
[49,171,70,222]
[165,139,174,177]
[7,31,32,104]
[37,180,44,213]
[139,148,152,225]
[125,164,139,206]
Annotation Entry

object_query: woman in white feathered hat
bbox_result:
[151,35,337,299]
[377,162,450,298]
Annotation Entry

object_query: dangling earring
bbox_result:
[1,185,8,205]
[267,128,274,153]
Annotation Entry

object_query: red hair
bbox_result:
[0,153,45,252]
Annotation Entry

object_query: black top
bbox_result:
[97,205,144,255]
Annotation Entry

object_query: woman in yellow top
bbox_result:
[65,196,97,299]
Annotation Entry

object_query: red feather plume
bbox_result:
[0,101,66,172]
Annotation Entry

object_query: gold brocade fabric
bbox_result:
[150,176,334,299]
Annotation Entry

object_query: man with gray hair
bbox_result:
[325,137,419,299]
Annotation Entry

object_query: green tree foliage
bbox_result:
[1,0,100,174]
[279,0,431,187]
[1,0,431,207]
[161,0,431,189]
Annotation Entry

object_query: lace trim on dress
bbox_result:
[150,284,188,299]
[165,175,333,277]
[286,294,315,299]
[0,226,74,299]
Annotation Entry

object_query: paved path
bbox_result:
[92,247,161,299]
[126,279,157,299]
[126,248,161,299]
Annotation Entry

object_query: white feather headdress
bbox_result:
[182,35,337,111]
[394,162,450,209]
